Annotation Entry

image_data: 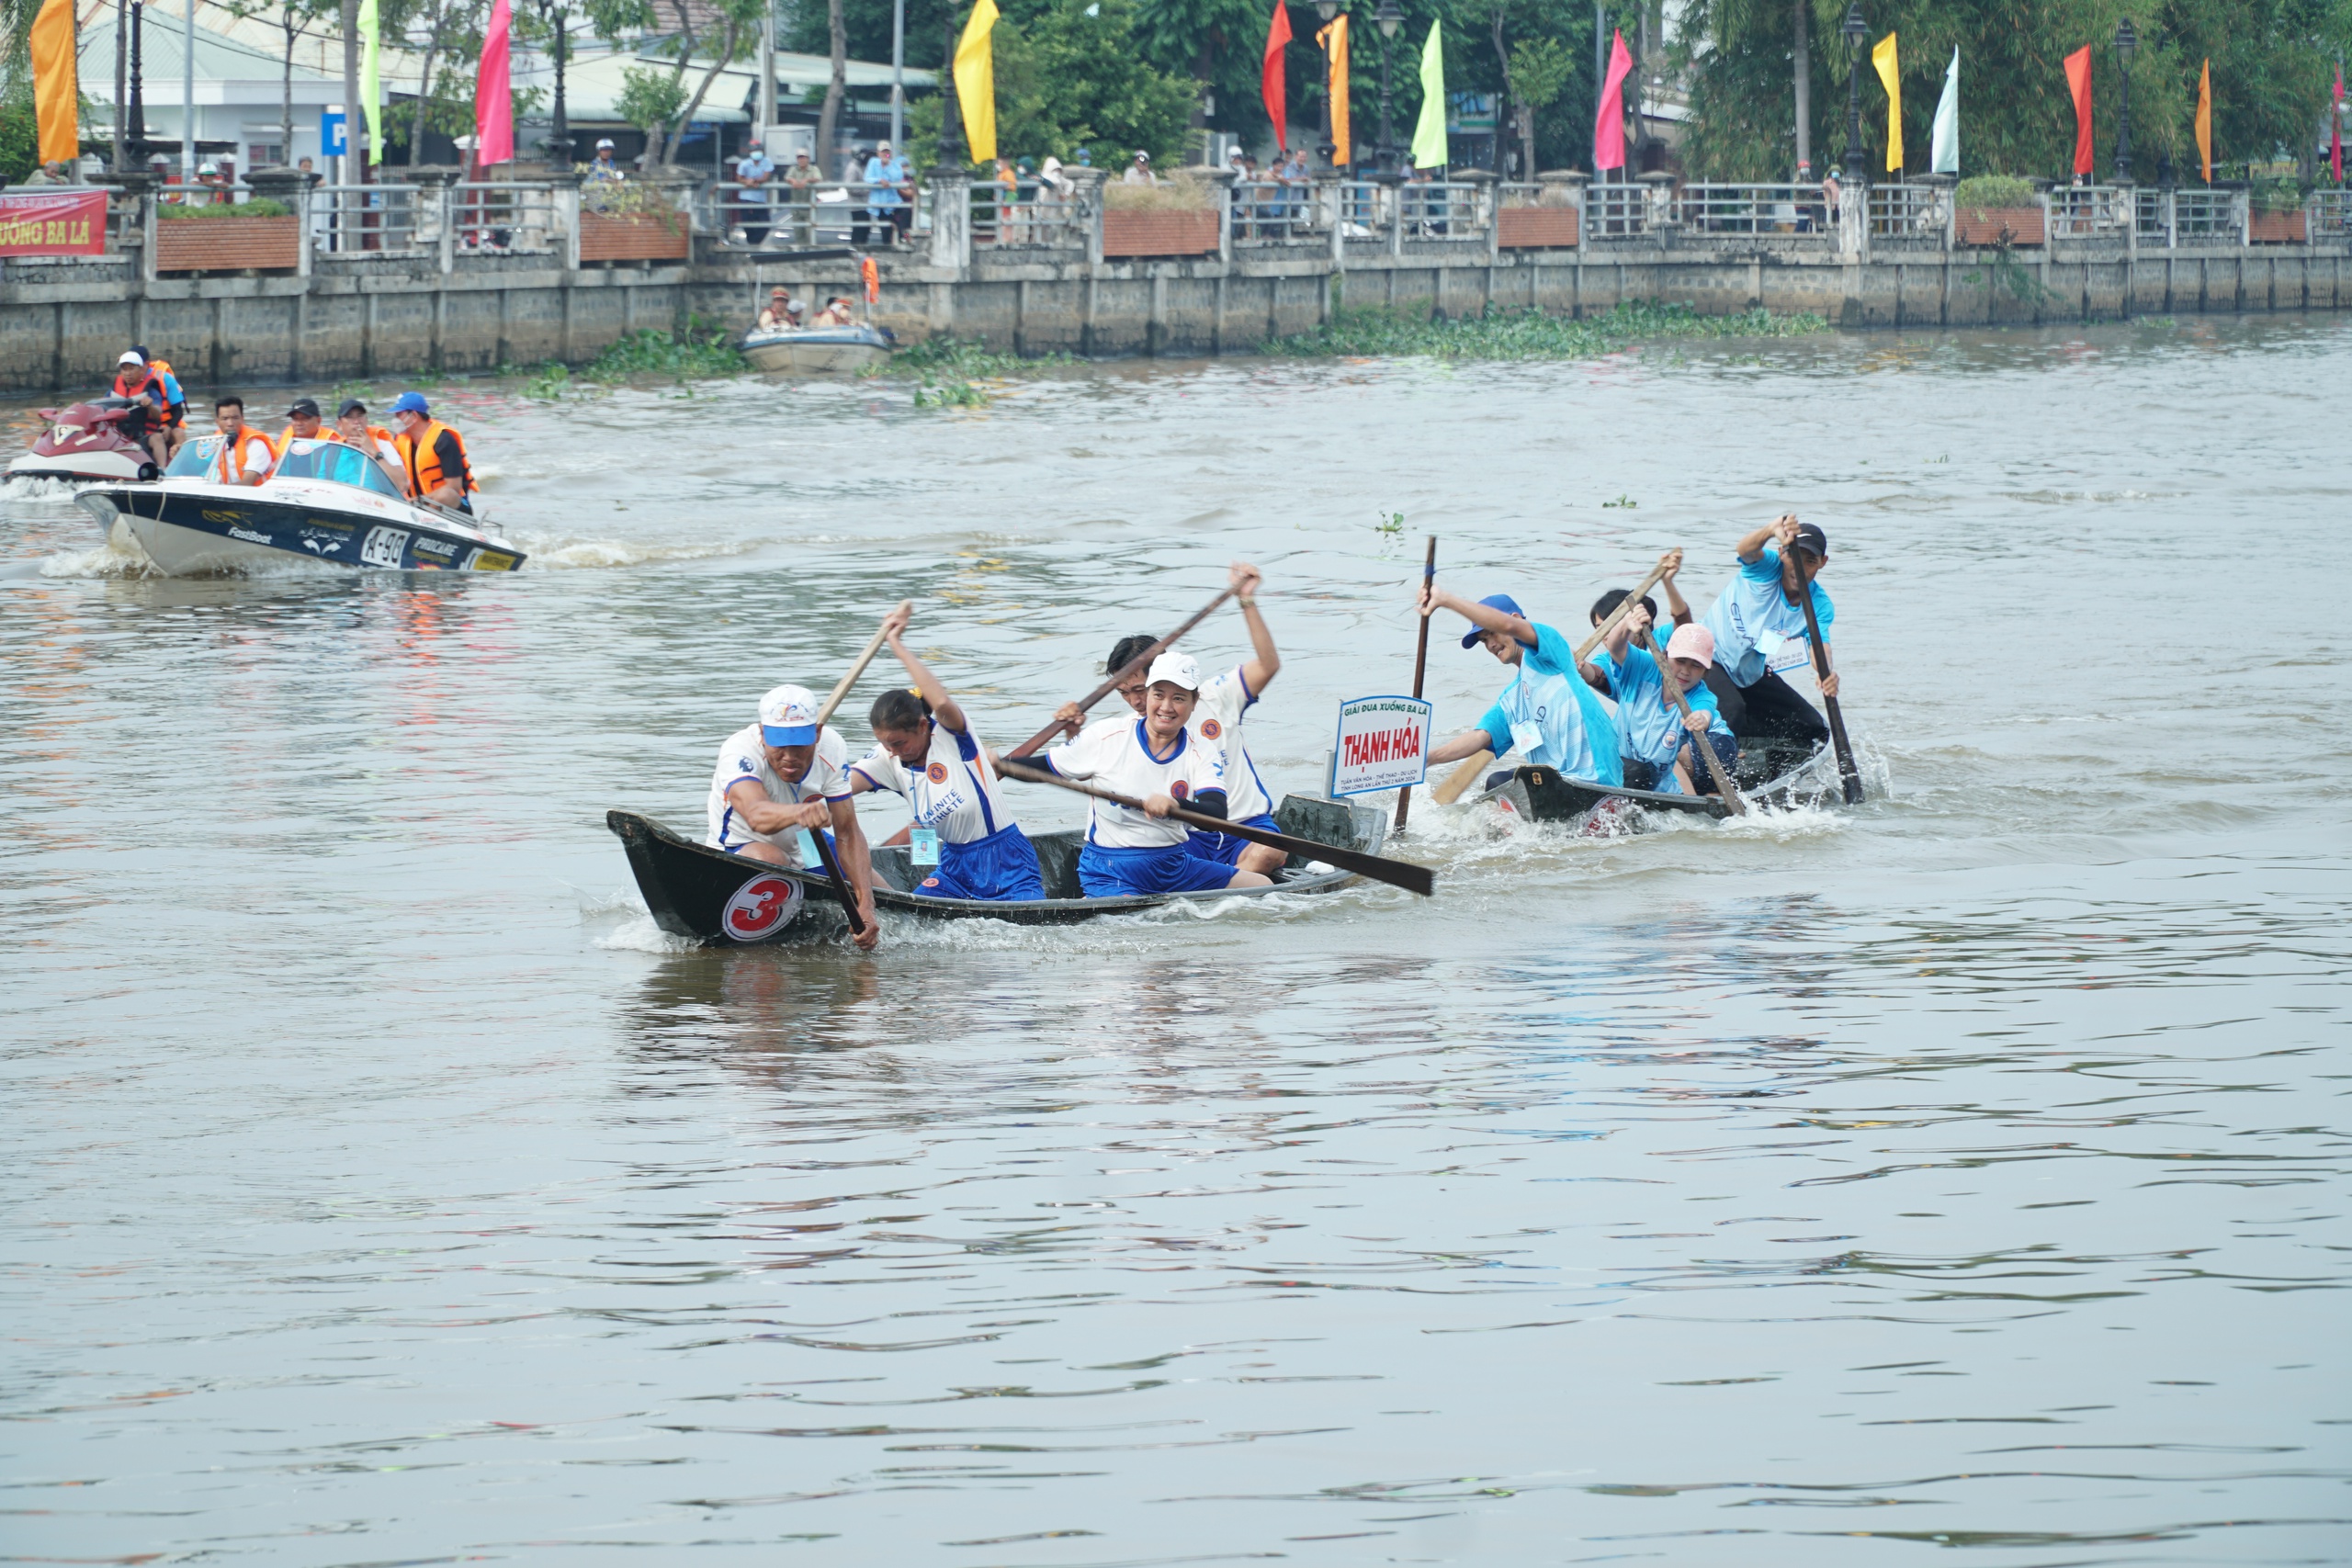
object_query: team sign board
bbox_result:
[0,190,107,257]
[1331,695,1433,796]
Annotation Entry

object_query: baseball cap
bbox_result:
[1461,593,1526,649]
[1665,623,1715,667]
[389,391,429,416]
[118,349,143,365]
[1791,522,1828,558]
[758,683,821,747]
[1145,651,1201,692]
[286,397,320,418]
[338,398,368,418]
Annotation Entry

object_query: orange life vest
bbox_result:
[394,419,477,500]
[271,424,342,458]
[208,426,277,485]
[115,357,185,424]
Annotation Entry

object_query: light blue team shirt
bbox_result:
[1473,620,1624,788]
[1701,546,1835,689]
[1591,641,1723,794]
[864,154,910,209]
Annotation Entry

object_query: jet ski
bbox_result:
[6,398,162,484]
[74,434,527,576]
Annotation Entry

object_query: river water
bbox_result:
[5,317,2347,1567]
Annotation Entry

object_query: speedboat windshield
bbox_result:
[274,438,407,499]
[166,435,221,477]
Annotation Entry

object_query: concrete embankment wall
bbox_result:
[4,243,2346,395]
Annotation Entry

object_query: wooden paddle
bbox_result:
[1789,557,1864,805]
[1391,535,1438,834]
[797,601,909,939]
[997,760,1434,897]
[1633,623,1747,814]
[1005,587,1236,759]
[1427,555,1676,806]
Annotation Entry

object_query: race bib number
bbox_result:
[1509,719,1544,758]
[1766,636,1813,674]
[910,827,940,867]
[721,873,804,941]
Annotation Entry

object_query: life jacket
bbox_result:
[208,426,277,485]
[393,419,477,500]
[271,424,341,458]
[114,358,185,424]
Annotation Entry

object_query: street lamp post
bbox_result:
[1840,4,1867,182]
[1374,0,1401,180]
[1316,0,1339,170]
[2113,17,2137,183]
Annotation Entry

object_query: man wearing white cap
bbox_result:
[1029,653,1272,898]
[706,683,880,948]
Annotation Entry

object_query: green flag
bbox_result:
[359,0,381,164]
[1410,18,1446,170]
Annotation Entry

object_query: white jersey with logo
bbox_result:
[705,722,854,852]
[1042,716,1227,849]
[847,719,1012,844]
[1192,664,1272,822]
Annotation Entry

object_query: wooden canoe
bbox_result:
[1471,742,1844,826]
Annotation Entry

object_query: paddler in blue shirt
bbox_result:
[1417,584,1623,792]
[1699,515,1838,746]
[1590,604,1733,795]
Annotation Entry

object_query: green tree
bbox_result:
[913,0,1196,164]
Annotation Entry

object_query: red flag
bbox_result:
[474,0,514,166]
[2064,45,2092,177]
[2334,64,2343,184]
[1592,29,1633,172]
[1261,0,1292,153]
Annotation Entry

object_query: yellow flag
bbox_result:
[1318,15,1350,166]
[1872,32,1901,173]
[29,0,78,165]
[955,0,999,164]
[2195,59,2211,182]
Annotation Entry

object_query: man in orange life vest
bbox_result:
[269,397,332,461]
[388,391,477,514]
[113,348,187,468]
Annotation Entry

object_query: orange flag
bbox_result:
[29,0,79,165]
[2063,45,2092,177]
[1261,0,1293,152]
[1317,15,1350,164]
[2196,59,2212,183]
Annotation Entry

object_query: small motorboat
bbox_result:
[1470,743,1848,828]
[74,434,527,576]
[607,795,1386,944]
[6,398,161,484]
[740,321,893,375]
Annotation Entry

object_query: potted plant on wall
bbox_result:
[1952,175,2045,247]
[154,195,301,272]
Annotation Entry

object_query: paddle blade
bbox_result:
[1431,750,1492,805]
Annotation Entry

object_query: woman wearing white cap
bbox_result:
[843,604,1045,901]
[706,683,881,948]
[1027,652,1273,898]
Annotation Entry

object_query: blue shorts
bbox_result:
[1182,812,1282,865]
[1078,840,1242,897]
[910,823,1046,901]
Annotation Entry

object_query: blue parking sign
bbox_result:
[322,109,346,157]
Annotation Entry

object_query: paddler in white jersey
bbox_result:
[1417,584,1624,791]
[1025,653,1273,898]
[1080,560,1287,876]
[706,683,881,949]
[843,603,1046,901]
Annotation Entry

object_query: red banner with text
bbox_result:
[0,189,107,257]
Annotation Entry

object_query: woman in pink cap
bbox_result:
[1584,551,1735,795]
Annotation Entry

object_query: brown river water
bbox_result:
[4,317,2347,1566]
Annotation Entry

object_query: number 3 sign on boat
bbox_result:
[1329,695,1433,798]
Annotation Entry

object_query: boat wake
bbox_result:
[1,475,92,502]
[507,533,760,570]
[40,537,159,578]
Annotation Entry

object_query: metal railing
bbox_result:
[311,183,424,254]
[2048,184,2131,239]
[1673,182,1832,235]
[971,179,1083,246]
[695,180,920,249]
[452,182,561,254]
[1336,180,1385,239]
[1399,180,1482,239]
[1867,181,1951,240]
[2312,188,2352,241]
[1585,179,1649,238]
[1233,178,1316,242]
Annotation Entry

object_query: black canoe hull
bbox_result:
[607,795,1390,944]
[1475,743,1845,826]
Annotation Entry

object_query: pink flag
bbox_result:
[1592,29,1633,172]
[2334,64,2343,184]
[475,0,514,167]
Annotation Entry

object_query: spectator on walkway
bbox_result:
[865,141,911,246]
[782,148,822,246]
[587,139,625,184]
[733,142,774,246]
[1123,150,1157,186]
[21,159,74,186]
[1820,170,1840,230]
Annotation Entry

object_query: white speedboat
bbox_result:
[74,435,527,576]
[740,322,893,375]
